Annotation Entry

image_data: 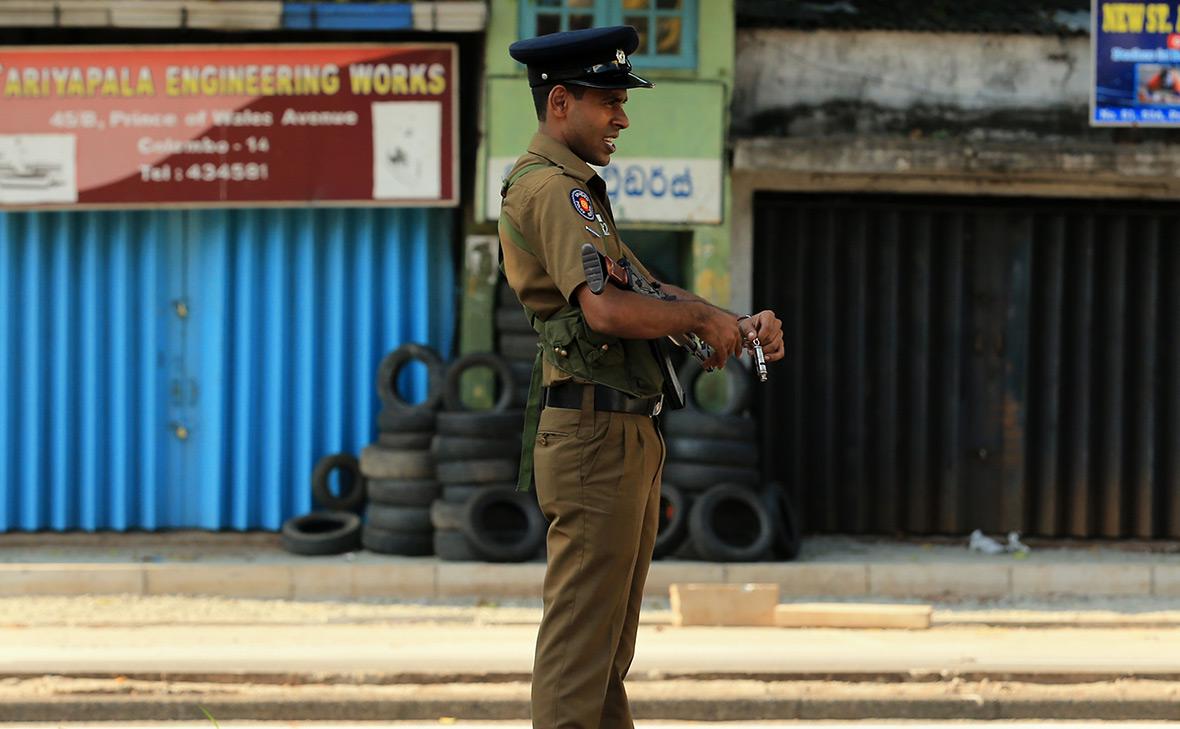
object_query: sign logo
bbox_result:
[570,188,595,220]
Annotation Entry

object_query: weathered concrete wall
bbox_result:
[733,29,1091,137]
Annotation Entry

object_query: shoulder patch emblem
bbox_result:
[570,189,596,221]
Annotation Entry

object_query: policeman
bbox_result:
[498,25,784,729]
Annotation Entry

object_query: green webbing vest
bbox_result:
[499,162,665,492]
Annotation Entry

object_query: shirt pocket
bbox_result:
[540,314,625,377]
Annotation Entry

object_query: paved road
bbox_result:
[5,622,1180,677]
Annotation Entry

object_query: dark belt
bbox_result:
[543,382,662,416]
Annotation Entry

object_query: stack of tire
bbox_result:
[658,359,801,562]
[494,277,537,407]
[429,352,547,562]
[360,343,446,556]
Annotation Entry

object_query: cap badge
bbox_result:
[570,189,596,220]
[616,49,627,65]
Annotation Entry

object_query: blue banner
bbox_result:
[1093,1,1180,124]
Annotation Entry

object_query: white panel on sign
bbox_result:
[486,156,721,224]
[372,101,441,200]
[0,134,77,205]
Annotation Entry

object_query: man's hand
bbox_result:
[738,310,784,363]
[693,308,745,370]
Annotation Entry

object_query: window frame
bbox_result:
[518,0,698,71]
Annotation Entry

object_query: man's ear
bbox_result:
[548,85,570,119]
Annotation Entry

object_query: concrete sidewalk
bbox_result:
[2,532,1179,602]
[5,621,1180,681]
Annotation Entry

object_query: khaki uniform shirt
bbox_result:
[499,131,657,388]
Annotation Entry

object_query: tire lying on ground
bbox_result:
[652,483,688,560]
[430,499,465,531]
[441,481,516,504]
[311,452,367,513]
[664,436,758,468]
[678,358,752,417]
[433,435,522,461]
[764,482,802,561]
[377,431,433,450]
[661,409,757,441]
[661,462,760,493]
[281,511,362,556]
[437,411,525,438]
[375,343,445,413]
[437,458,519,485]
[366,503,432,533]
[687,483,775,562]
[442,352,518,413]
[366,478,440,507]
[359,445,434,480]
[461,487,547,563]
[361,523,432,556]
[498,332,540,361]
[377,409,436,434]
[433,528,483,561]
[495,307,534,335]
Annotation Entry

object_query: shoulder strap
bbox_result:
[500,162,551,199]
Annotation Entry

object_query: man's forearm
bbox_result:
[578,285,713,341]
[658,282,737,317]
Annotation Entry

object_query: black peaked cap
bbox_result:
[509,25,654,90]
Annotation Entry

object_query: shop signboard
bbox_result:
[1092,0,1180,125]
[0,44,457,208]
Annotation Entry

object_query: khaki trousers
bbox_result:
[529,392,665,729]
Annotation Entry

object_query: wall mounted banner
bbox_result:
[486,156,722,224]
[0,44,457,208]
[1092,1,1180,125]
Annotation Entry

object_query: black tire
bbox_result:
[678,358,752,416]
[359,445,434,480]
[688,483,775,562]
[661,462,760,493]
[461,487,547,563]
[509,360,535,385]
[433,528,482,561]
[430,499,465,530]
[311,453,366,513]
[661,410,757,441]
[432,435,522,460]
[377,431,433,450]
[652,483,689,560]
[665,436,759,468]
[495,307,534,335]
[764,483,803,561]
[366,478,440,507]
[437,458,519,485]
[437,410,525,437]
[442,352,517,413]
[366,503,432,533]
[498,333,540,361]
[281,511,362,556]
[375,344,444,413]
[441,482,516,503]
[361,523,433,556]
[377,409,436,434]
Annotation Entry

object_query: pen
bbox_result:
[584,225,602,239]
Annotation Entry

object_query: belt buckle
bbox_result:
[651,394,663,417]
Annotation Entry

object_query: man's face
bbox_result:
[563,87,629,167]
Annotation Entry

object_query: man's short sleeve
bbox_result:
[529,178,604,303]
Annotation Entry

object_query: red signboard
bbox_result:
[0,44,457,209]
